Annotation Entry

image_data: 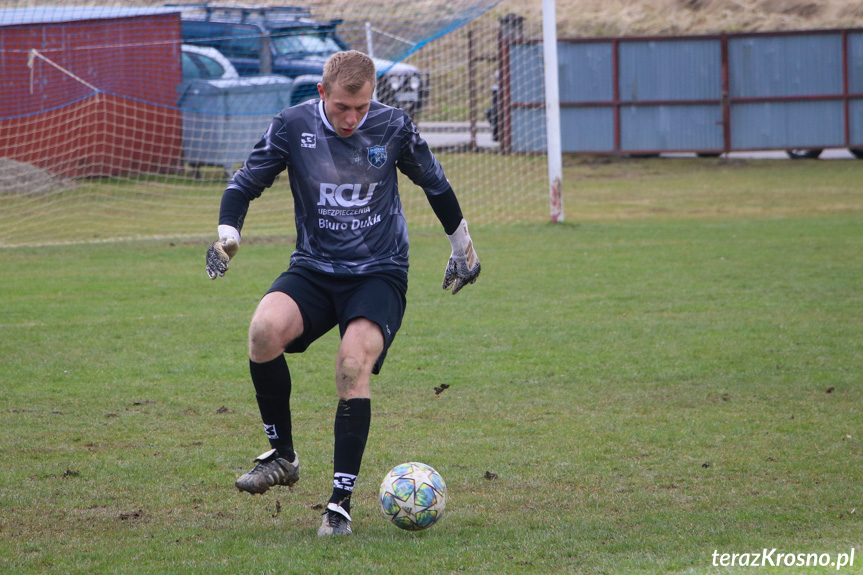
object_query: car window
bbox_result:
[181,52,201,79]
[182,52,228,80]
[197,54,227,78]
[271,32,341,56]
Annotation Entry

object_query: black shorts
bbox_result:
[265,265,408,374]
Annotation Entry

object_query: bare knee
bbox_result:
[336,354,364,398]
[248,292,303,363]
[335,319,382,399]
[248,316,283,362]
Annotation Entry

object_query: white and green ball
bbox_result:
[379,462,447,531]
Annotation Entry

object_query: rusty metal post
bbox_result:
[497,13,524,155]
[468,28,478,152]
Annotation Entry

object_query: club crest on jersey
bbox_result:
[301,133,316,148]
[367,145,387,168]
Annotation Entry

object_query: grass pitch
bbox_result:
[1,156,862,574]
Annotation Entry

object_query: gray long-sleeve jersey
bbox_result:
[220,98,454,275]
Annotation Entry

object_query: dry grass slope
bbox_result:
[497,0,863,37]
[55,0,863,36]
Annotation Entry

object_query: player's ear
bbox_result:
[317,83,326,100]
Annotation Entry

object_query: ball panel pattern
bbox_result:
[379,462,447,531]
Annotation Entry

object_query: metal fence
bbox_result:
[506,28,863,157]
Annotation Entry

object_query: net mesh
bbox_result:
[0,1,550,247]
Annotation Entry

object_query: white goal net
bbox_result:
[0,0,551,247]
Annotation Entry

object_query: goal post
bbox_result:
[542,0,564,223]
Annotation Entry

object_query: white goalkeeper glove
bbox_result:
[206,226,240,280]
[442,218,481,295]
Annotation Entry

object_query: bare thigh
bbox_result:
[248,291,304,363]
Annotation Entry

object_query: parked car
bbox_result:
[175,5,429,117]
[181,43,321,105]
[178,44,308,180]
[181,43,239,80]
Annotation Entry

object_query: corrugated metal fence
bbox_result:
[506,29,863,156]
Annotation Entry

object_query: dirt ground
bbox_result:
[0,158,73,196]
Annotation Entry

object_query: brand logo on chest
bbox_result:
[318,182,378,207]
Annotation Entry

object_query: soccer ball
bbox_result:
[379,462,447,531]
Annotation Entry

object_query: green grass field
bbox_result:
[1,157,862,574]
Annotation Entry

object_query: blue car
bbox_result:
[176,5,429,117]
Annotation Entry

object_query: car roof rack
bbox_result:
[166,3,314,23]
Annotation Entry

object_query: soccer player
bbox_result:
[205,50,480,536]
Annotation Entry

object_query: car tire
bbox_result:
[785,149,822,160]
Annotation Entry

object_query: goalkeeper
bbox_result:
[205,50,480,537]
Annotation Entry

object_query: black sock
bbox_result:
[249,356,295,460]
[328,398,371,515]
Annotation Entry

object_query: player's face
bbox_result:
[319,80,374,138]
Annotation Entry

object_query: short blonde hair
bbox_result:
[321,50,376,95]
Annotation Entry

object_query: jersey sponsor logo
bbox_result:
[318,206,371,217]
[318,182,378,208]
[318,213,381,231]
[301,132,316,148]
[367,145,387,168]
